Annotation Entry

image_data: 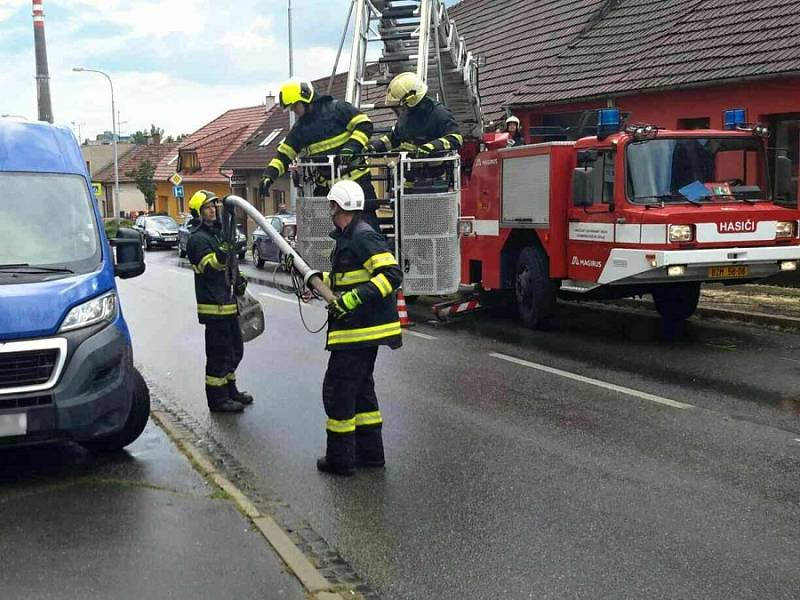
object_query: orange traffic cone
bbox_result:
[397,290,411,327]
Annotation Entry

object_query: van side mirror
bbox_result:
[573,168,594,207]
[775,155,794,203]
[113,227,146,279]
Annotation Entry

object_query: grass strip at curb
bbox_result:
[149,409,344,598]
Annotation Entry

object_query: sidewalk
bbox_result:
[222,255,800,330]
[0,419,309,600]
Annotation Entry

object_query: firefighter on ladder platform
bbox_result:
[259,78,380,231]
[369,72,463,192]
[186,190,254,413]
[316,180,403,476]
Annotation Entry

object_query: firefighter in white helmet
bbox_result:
[370,72,462,191]
[315,180,403,476]
[505,115,524,147]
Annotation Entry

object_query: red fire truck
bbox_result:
[456,110,800,328]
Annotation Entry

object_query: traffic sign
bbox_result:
[173,185,184,198]
[230,174,247,186]
[169,173,182,186]
[91,182,102,198]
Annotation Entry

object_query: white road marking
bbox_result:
[795,438,800,443]
[489,352,694,410]
[169,269,190,275]
[405,330,438,340]
[779,357,800,365]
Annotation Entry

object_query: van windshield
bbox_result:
[0,173,101,276]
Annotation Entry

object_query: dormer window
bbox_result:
[177,149,200,173]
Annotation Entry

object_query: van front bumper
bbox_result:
[0,322,134,446]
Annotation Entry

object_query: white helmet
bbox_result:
[327,180,364,211]
[506,116,520,126]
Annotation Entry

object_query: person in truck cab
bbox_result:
[186,190,253,413]
[369,71,463,192]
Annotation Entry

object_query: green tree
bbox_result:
[131,124,166,144]
[126,159,157,211]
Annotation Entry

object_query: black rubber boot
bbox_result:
[316,456,355,477]
[209,399,245,413]
[227,383,254,405]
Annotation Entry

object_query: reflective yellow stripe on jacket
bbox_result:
[196,252,225,273]
[327,321,402,346]
[363,252,398,273]
[335,268,371,287]
[197,303,237,316]
[355,411,383,426]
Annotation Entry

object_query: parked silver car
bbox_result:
[252,213,296,269]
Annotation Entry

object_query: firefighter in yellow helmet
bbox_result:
[259,78,380,231]
[370,72,463,191]
[186,190,252,413]
[315,180,403,476]
[505,115,524,146]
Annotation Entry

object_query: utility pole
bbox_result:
[288,0,297,211]
[32,0,53,123]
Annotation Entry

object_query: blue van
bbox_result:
[0,119,149,451]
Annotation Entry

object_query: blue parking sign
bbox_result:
[173,185,184,198]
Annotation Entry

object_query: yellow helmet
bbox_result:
[278,79,314,110]
[188,190,218,216]
[385,72,428,108]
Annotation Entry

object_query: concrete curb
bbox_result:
[179,260,800,331]
[149,409,346,600]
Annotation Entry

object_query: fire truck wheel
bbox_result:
[652,282,701,322]
[515,246,557,329]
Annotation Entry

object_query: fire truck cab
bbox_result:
[460,109,800,328]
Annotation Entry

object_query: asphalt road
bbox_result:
[119,249,800,600]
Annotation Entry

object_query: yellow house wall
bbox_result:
[155,181,232,220]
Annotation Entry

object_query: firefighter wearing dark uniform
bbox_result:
[316,180,403,476]
[259,78,380,231]
[186,190,253,413]
[370,72,463,190]
[505,115,524,147]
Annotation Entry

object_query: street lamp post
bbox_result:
[73,67,119,220]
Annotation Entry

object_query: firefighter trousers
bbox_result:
[322,347,384,469]
[204,318,244,408]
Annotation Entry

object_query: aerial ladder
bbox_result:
[343,0,483,138]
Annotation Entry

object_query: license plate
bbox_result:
[0,413,27,437]
[708,266,748,278]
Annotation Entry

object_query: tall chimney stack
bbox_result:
[32,0,53,123]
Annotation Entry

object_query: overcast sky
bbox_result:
[0,0,460,141]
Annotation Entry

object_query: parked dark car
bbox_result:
[133,215,179,250]
[177,216,246,260]
[252,213,296,269]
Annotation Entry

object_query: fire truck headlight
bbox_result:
[669,225,694,243]
[776,221,796,239]
[458,219,474,235]
[780,260,798,272]
[667,265,687,277]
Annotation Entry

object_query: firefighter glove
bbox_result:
[218,241,232,254]
[327,290,361,320]
[259,175,273,197]
[234,272,248,296]
[338,149,355,172]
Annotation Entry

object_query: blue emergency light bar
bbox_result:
[723,108,747,130]
[597,108,621,138]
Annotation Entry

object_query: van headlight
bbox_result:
[59,293,117,332]
[669,225,694,243]
[776,221,796,239]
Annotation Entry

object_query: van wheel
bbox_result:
[515,246,557,329]
[652,282,701,322]
[81,368,150,453]
[254,247,265,269]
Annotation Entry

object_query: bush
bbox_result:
[104,218,134,239]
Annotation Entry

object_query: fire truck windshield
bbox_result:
[627,137,770,205]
